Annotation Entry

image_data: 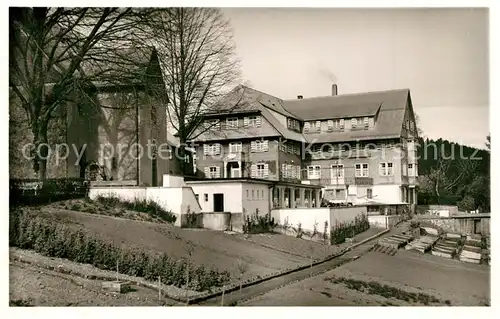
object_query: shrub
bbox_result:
[330,213,370,245]
[95,196,177,224]
[242,210,277,234]
[10,178,88,207]
[9,209,229,292]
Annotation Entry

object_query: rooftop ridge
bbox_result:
[283,88,410,102]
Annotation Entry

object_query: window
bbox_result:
[244,115,261,127]
[355,164,369,177]
[307,165,321,179]
[229,142,242,153]
[251,140,269,152]
[261,190,264,198]
[369,117,374,128]
[293,144,300,155]
[351,118,357,129]
[327,120,334,131]
[208,166,220,178]
[367,189,373,199]
[304,122,310,133]
[252,190,255,198]
[206,119,220,130]
[204,143,221,156]
[204,194,208,202]
[380,162,394,176]
[256,164,265,178]
[195,194,200,203]
[226,117,238,128]
[315,121,321,131]
[364,117,369,128]
[331,164,344,178]
[339,119,345,129]
[246,189,249,198]
[408,164,414,176]
[252,163,269,178]
[287,144,293,153]
[287,118,299,131]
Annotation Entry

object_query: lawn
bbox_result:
[33,206,368,284]
[243,249,490,306]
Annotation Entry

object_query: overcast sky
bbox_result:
[223,8,489,149]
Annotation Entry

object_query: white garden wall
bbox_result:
[88,186,201,227]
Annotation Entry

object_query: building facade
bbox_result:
[9,49,190,186]
[189,85,419,207]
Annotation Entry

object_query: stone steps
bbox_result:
[404,235,439,253]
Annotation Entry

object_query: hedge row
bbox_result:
[330,214,370,245]
[9,209,230,291]
[95,195,177,224]
[10,178,88,207]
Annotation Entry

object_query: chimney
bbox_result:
[332,84,338,96]
[297,95,303,99]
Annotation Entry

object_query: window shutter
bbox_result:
[369,117,374,128]
[215,166,221,178]
[203,144,209,155]
[243,117,249,126]
[251,164,257,178]
[263,163,269,178]
[215,143,221,155]
[204,167,210,177]
[263,140,269,152]
[250,141,256,152]
[256,116,261,127]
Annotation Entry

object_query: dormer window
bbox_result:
[226,117,238,128]
[206,119,220,130]
[351,118,357,129]
[327,120,333,131]
[304,122,310,133]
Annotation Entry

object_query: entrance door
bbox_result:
[474,219,481,234]
[227,162,240,178]
[213,193,224,212]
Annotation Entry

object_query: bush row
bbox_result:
[242,210,277,234]
[330,214,370,245]
[95,195,177,224]
[9,209,229,291]
[10,178,88,207]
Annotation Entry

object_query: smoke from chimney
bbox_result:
[332,84,338,96]
[297,95,303,99]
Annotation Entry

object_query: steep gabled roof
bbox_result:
[194,85,306,142]
[194,86,411,144]
[283,89,411,143]
[282,89,408,120]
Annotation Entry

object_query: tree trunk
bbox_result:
[32,118,49,180]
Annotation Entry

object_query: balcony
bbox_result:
[309,149,370,160]
[301,174,373,186]
[408,176,419,186]
[222,149,248,162]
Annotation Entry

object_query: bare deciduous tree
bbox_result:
[146,8,242,173]
[9,7,155,179]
